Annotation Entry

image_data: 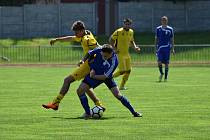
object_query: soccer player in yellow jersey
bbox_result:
[42,21,104,110]
[109,18,140,90]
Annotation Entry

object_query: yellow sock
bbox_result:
[113,71,121,78]
[53,94,64,104]
[120,73,129,88]
[95,100,103,107]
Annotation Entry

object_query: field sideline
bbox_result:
[0,67,210,140]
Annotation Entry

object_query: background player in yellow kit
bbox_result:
[109,18,140,90]
[42,20,104,110]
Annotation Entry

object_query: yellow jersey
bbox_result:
[111,27,134,55]
[73,30,98,55]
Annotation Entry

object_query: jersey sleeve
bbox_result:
[104,56,118,78]
[72,36,81,42]
[111,30,118,40]
[130,30,134,42]
[155,28,159,38]
[170,28,174,38]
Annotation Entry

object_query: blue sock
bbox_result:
[119,96,135,114]
[79,93,90,115]
[159,65,164,75]
[165,67,169,79]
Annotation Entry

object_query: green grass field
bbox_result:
[0,67,210,140]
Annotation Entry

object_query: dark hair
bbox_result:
[123,18,132,24]
[102,44,113,53]
[71,20,85,31]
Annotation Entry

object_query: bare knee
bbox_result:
[64,76,74,84]
[77,87,84,96]
[120,71,126,75]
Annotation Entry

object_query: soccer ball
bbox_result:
[91,106,104,119]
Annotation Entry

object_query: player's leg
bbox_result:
[110,86,142,117]
[78,76,103,119]
[164,51,170,82]
[119,70,130,90]
[119,57,131,90]
[157,51,164,82]
[77,82,92,119]
[117,56,128,89]
[164,63,169,82]
[113,56,125,78]
[76,62,104,107]
[86,88,105,111]
[42,62,103,110]
[113,70,124,78]
[105,79,142,117]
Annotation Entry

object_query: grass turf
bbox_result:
[0,67,210,140]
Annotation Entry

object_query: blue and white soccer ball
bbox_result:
[91,106,104,119]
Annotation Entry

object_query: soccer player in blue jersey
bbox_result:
[76,44,142,119]
[155,16,175,82]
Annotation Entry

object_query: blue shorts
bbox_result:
[83,75,117,89]
[157,49,170,64]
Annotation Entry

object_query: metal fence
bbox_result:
[0,45,210,66]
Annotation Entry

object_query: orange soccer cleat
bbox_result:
[42,103,59,111]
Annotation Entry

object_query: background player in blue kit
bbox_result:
[76,44,142,119]
[155,16,175,82]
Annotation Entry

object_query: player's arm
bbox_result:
[90,69,107,80]
[50,36,75,45]
[78,50,97,66]
[109,37,115,49]
[77,53,90,66]
[154,36,159,53]
[130,40,140,52]
[171,35,175,55]
[109,31,118,53]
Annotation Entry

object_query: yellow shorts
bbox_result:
[71,61,90,81]
[117,55,131,71]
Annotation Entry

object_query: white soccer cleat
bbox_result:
[81,110,93,119]
[159,74,164,82]
[119,87,127,90]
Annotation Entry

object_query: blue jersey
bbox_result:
[156,25,174,52]
[88,47,118,79]
[83,47,118,89]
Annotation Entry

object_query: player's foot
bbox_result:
[81,109,93,118]
[119,87,127,90]
[81,111,92,120]
[95,101,106,112]
[133,112,143,117]
[158,74,164,82]
[42,103,59,111]
[164,78,167,82]
[83,114,91,120]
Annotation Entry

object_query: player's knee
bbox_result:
[116,94,122,100]
[64,76,74,84]
[158,62,162,66]
[125,70,131,74]
[76,87,83,96]
[120,71,125,75]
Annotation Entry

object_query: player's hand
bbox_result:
[50,39,57,46]
[172,49,175,55]
[90,70,95,78]
[77,60,84,67]
[135,47,140,52]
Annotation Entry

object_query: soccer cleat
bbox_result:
[119,87,127,90]
[42,103,59,111]
[82,112,92,120]
[81,110,93,119]
[158,74,164,82]
[164,78,167,82]
[133,112,143,117]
